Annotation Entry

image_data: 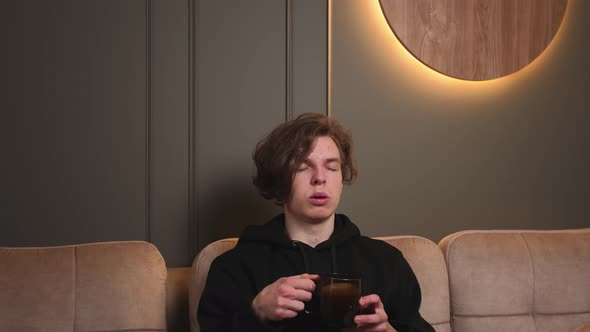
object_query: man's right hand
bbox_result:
[251,273,319,321]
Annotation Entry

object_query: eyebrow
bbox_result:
[301,157,341,165]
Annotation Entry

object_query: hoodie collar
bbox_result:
[237,213,361,249]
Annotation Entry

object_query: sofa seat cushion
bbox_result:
[440,229,590,332]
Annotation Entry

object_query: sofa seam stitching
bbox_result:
[73,246,77,332]
[444,234,459,331]
[521,233,537,331]
[534,311,590,316]
[453,311,590,318]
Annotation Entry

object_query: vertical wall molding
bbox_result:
[285,0,294,121]
[327,0,332,117]
[188,0,198,258]
[148,0,193,265]
[145,0,152,242]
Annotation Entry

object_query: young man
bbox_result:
[198,113,434,332]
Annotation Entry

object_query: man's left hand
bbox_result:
[343,294,396,332]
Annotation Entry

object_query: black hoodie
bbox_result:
[198,214,434,332]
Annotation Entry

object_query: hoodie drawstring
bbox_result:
[330,244,338,273]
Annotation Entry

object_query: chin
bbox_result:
[306,211,335,223]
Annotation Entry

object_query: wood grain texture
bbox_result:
[379,0,568,80]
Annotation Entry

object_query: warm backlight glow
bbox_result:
[362,0,570,95]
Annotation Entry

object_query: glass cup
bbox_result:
[316,273,362,328]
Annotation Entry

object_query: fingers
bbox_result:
[354,294,389,329]
[262,293,307,320]
[252,274,318,321]
[359,294,384,308]
[283,274,317,294]
[355,312,384,325]
[353,322,392,332]
[299,273,320,280]
[287,273,320,284]
[275,282,311,303]
[276,297,306,312]
[289,273,319,285]
[272,307,298,319]
[276,274,318,304]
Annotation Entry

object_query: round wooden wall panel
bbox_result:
[379,0,568,81]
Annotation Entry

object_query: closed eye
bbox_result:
[326,162,341,171]
[297,165,310,172]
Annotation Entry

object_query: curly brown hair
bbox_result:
[253,113,357,203]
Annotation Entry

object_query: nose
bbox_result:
[311,169,326,185]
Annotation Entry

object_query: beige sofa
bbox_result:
[439,229,590,332]
[1,229,588,332]
[189,229,590,332]
[0,241,191,332]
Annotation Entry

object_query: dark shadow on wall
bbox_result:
[196,172,282,253]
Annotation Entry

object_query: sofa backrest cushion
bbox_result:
[377,236,451,332]
[0,241,167,332]
[0,245,75,331]
[440,229,590,332]
[190,238,238,332]
[190,236,450,332]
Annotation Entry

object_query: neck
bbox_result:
[283,213,335,248]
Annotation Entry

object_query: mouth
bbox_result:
[309,192,329,205]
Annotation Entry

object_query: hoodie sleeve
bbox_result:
[197,257,281,332]
[386,251,435,332]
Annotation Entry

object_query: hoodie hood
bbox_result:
[237,213,361,249]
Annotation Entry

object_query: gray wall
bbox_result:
[0,0,326,267]
[333,0,590,239]
[1,0,587,267]
[2,1,150,248]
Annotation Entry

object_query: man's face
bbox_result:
[283,136,344,224]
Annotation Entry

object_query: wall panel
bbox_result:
[293,0,328,117]
[192,0,330,256]
[149,0,191,267]
[193,0,287,254]
[1,0,148,246]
